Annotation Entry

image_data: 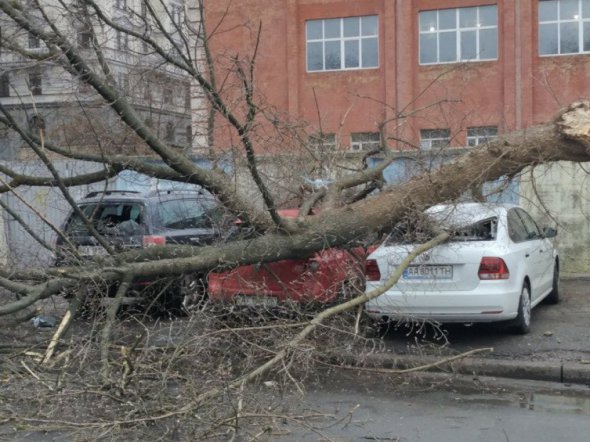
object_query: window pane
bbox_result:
[439,32,457,62]
[479,5,497,26]
[584,0,590,18]
[306,20,322,40]
[560,21,580,53]
[438,9,456,30]
[539,0,558,21]
[307,42,323,70]
[420,33,437,63]
[419,11,437,32]
[559,0,579,20]
[361,37,378,67]
[324,18,340,38]
[584,22,590,51]
[460,30,477,59]
[539,23,558,54]
[361,15,378,36]
[343,17,360,37]
[344,40,359,67]
[459,7,477,28]
[325,40,341,69]
[480,28,498,59]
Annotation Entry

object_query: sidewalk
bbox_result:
[334,352,590,385]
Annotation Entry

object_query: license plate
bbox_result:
[78,246,108,257]
[235,295,278,307]
[403,265,453,280]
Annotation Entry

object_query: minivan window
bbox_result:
[66,203,144,236]
[155,198,219,229]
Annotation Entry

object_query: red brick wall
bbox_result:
[205,0,590,151]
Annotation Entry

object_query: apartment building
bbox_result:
[0,0,207,160]
[205,0,590,151]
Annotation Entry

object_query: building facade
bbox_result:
[0,0,208,160]
[205,0,590,151]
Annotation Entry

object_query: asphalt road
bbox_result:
[285,372,590,442]
[378,278,590,364]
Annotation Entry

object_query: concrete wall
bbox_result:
[520,162,590,275]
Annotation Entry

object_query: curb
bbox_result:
[335,353,590,385]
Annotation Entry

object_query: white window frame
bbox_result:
[419,6,498,65]
[306,15,379,72]
[350,132,381,151]
[538,0,590,56]
[467,126,498,146]
[420,129,450,150]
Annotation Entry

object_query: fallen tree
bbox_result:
[0,0,590,438]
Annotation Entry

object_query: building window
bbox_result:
[165,122,175,142]
[419,6,498,64]
[116,30,129,51]
[28,32,40,49]
[186,124,192,146]
[350,132,381,151]
[0,73,9,97]
[29,115,46,132]
[163,85,173,104]
[170,4,183,27]
[78,27,92,48]
[117,73,130,94]
[29,70,42,95]
[420,129,450,150]
[309,133,337,151]
[539,0,590,55]
[306,15,379,72]
[467,126,498,146]
[184,84,190,109]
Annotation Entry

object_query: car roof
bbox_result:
[426,202,516,226]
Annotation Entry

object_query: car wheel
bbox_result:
[178,274,207,312]
[512,282,531,334]
[544,262,560,305]
[340,277,364,301]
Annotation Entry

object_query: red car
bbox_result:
[208,210,366,306]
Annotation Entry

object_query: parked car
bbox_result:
[364,203,559,334]
[208,209,366,307]
[55,189,226,312]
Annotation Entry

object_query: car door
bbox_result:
[516,208,554,298]
[507,209,540,296]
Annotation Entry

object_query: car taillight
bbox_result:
[143,235,166,246]
[365,259,381,281]
[478,257,509,280]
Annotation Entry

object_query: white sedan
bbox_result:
[364,203,559,334]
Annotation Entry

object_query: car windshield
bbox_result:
[66,202,145,236]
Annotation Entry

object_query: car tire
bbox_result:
[511,282,531,335]
[544,262,560,305]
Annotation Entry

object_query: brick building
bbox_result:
[205,0,590,151]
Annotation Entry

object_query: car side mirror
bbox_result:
[543,227,557,238]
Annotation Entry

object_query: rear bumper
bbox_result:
[208,276,338,303]
[364,281,521,323]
